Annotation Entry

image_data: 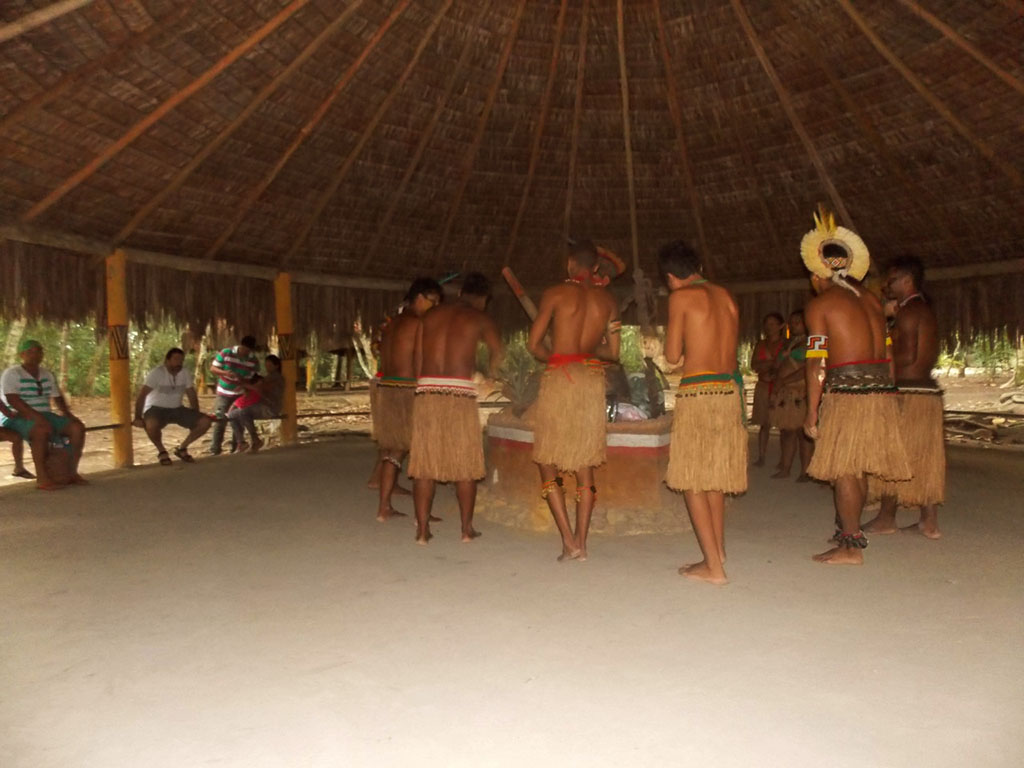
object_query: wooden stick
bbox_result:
[563,0,590,243]
[432,0,528,266]
[501,267,539,320]
[274,273,298,445]
[837,0,1022,187]
[0,0,93,44]
[895,0,1024,97]
[505,0,570,261]
[203,0,411,261]
[0,2,195,136]
[114,0,364,245]
[22,0,311,222]
[615,0,641,273]
[359,1,488,271]
[282,0,453,267]
[730,0,856,227]
[652,0,712,277]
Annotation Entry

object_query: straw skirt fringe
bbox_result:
[869,393,945,505]
[666,384,748,494]
[375,385,415,452]
[751,381,771,426]
[408,393,484,482]
[533,362,607,471]
[808,392,911,482]
[368,379,380,441]
[770,384,807,431]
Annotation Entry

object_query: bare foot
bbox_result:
[36,480,63,491]
[461,528,482,542]
[795,472,812,483]
[900,522,942,540]
[680,562,728,585]
[812,546,864,565]
[366,481,380,490]
[376,508,408,522]
[771,469,790,479]
[415,530,432,545]
[429,514,443,522]
[862,515,898,535]
[576,548,588,561]
[393,483,412,496]
[69,475,89,486]
[557,546,582,562]
[752,457,765,467]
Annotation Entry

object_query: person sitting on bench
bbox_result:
[227,354,283,453]
[133,347,212,466]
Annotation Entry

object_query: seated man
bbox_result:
[0,339,87,489]
[227,354,284,453]
[133,347,212,465]
[1,400,33,479]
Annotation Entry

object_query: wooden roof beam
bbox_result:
[432,0,529,266]
[615,0,641,273]
[652,0,713,277]
[0,0,93,44]
[22,0,311,222]
[730,0,855,227]
[563,0,590,244]
[505,0,570,261]
[113,0,366,245]
[0,2,196,135]
[837,0,1022,187]
[203,0,413,261]
[281,0,454,267]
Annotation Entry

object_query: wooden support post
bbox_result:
[105,249,133,468]
[345,349,354,392]
[274,273,298,445]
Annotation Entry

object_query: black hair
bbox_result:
[460,272,491,298]
[789,308,805,322]
[657,240,702,281]
[568,237,598,270]
[405,277,443,304]
[240,335,257,349]
[165,347,185,360]
[886,255,925,289]
[763,312,784,325]
[265,354,281,369]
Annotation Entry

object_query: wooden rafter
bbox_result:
[615,0,640,272]
[652,0,712,277]
[22,0,310,222]
[0,2,196,135]
[359,1,490,272]
[731,0,855,228]
[113,0,366,245]
[837,0,1022,187]
[203,0,412,261]
[432,0,529,266]
[0,0,93,44]
[505,0,570,261]
[563,0,590,243]
[894,0,1024,97]
[281,0,454,267]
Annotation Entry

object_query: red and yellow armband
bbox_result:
[806,334,829,359]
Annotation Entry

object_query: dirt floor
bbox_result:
[1,431,1022,767]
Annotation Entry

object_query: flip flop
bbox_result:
[157,451,172,466]
[173,446,195,463]
[11,468,35,479]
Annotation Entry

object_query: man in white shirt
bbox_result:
[133,347,212,465]
[0,339,87,489]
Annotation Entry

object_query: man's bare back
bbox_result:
[529,283,619,360]
[805,285,887,366]
[891,300,939,382]
[380,314,420,379]
[418,303,502,379]
[663,283,739,373]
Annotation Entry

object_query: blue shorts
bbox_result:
[0,412,70,441]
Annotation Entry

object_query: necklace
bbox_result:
[691,277,708,285]
[899,292,924,308]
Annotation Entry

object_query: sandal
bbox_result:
[157,451,172,466]
[11,468,35,479]
[173,446,195,463]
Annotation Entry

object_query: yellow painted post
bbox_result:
[105,249,134,467]
[274,272,298,445]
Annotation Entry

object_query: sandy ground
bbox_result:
[1,434,1022,767]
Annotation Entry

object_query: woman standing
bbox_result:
[749,312,784,466]
[769,310,814,481]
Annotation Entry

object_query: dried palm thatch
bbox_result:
[0,0,1020,343]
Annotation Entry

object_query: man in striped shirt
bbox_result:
[0,339,87,489]
[208,335,259,455]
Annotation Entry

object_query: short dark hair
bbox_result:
[887,255,925,289]
[568,237,598,270]
[657,240,702,281]
[239,335,257,349]
[460,272,491,298]
[265,354,280,369]
[405,277,443,304]
[789,309,805,323]
[165,347,185,361]
[763,312,784,325]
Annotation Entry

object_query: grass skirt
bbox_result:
[374,383,415,452]
[807,392,911,482]
[869,391,945,505]
[770,383,806,431]
[368,379,379,441]
[533,361,607,472]
[408,392,484,482]
[751,380,772,426]
[666,382,748,494]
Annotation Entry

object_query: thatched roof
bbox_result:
[1,0,1022,341]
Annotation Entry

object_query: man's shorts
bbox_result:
[0,411,71,441]
[144,406,203,430]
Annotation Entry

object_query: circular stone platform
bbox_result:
[477,410,690,536]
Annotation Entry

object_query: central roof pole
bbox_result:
[274,273,298,446]
[105,249,134,468]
